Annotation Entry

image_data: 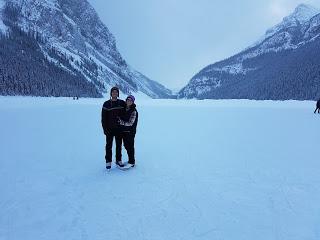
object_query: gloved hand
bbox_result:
[117,117,122,125]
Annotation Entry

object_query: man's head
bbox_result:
[110,86,119,100]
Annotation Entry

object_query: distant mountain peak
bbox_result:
[264,3,319,40]
[288,3,319,23]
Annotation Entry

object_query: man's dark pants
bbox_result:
[105,129,122,163]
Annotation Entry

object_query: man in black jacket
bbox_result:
[314,99,320,114]
[101,86,126,169]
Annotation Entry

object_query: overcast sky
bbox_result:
[88,0,320,90]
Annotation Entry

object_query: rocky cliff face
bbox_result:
[0,0,172,98]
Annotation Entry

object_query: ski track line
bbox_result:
[58,174,89,240]
[279,177,297,215]
[268,196,281,240]
[193,227,220,238]
[279,185,296,214]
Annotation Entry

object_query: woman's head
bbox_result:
[126,95,135,106]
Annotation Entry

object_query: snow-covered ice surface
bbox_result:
[1,97,320,240]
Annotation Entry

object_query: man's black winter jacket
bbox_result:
[101,99,126,133]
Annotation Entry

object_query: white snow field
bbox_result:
[1,97,320,240]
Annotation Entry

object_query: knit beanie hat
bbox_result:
[126,95,135,102]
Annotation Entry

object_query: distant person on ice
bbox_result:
[101,86,126,169]
[118,95,138,169]
[314,99,320,114]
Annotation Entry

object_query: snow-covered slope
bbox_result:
[242,3,320,59]
[0,0,7,32]
[1,97,320,239]
[0,0,172,98]
[259,4,319,47]
[179,4,320,100]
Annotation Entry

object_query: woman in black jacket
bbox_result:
[118,95,138,168]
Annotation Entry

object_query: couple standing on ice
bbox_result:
[101,86,138,170]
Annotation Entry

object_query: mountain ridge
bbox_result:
[178,4,320,100]
[0,0,172,98]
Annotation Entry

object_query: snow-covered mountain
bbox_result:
[0,0,172,98]
[178,4,320,100]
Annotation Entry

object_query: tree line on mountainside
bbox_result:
[186,39,320,100]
